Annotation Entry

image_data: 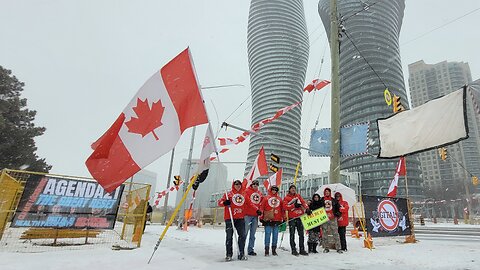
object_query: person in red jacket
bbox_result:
[335,192,350,251]
[244,179,263,256]
[283,184,311,256]
[218,179,247,261]
[260,185,283,256]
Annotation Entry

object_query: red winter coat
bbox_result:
[218,182,246,220]
[336,192,350,227]
[244,186,263,217]
[283,192,309,219]
[261,190,284,223]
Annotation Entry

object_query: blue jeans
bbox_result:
[244,215,258,253]
[264,225,279,247]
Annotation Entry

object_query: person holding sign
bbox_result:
[283,184,311,256]
[319,188,342,253]
[335,192,350,251]
[260,185,283,256]
[307,193,322,254]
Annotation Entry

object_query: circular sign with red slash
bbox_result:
[377,200,399,231]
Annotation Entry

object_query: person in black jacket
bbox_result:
[319,188,342,253]
[307,193,322,253]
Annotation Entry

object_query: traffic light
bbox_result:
[271,153,280,164]
[173,175,181,186]
[473,176,479,186]
[438,147,447,161]
[269,164,279,173]
[393,94,405,113]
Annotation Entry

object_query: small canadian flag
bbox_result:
[86,48,208,192]
[387,157,406,197]
[243,146,269,188]
[303,79,330,92]
[264,168,282,191]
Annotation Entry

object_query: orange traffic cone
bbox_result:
[350,228,360,238]
[363,233,374,249]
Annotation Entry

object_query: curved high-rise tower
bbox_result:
[245,0,309,179]
[318,0,423,197]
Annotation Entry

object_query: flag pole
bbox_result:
[148,174,198,264]
[293,162,300,186]
[163,148,175,225]
[403,157,416,243]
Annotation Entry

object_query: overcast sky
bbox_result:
[1,0,479,198]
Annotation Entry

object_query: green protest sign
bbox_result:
[300,207,329,230]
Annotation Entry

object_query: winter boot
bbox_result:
[336,249,343,254]
[238,254,248,260]
[311,243,318,253]
[323,248,330,253]
[299,247,308,256]
[307,243,312,253]
[272,246,278,256]
[265,247,269,256]
[291,249,299,256]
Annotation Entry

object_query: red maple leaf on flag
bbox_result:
[125,98,165,140]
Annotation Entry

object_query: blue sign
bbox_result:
[309,123,369,157]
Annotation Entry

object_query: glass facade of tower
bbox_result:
[318,0,423,198]
[245,0,309,179]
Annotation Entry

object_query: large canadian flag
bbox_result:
[387,157,406,197]
[86,48,208,192]
[264,168,282,191]
[243,146,269,187]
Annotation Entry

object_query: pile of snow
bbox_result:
[0,224,478,270]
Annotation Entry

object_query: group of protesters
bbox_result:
[217,179,350,261]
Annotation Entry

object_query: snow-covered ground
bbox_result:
[1,223,478,270]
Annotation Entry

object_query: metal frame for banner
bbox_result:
[0,169,151,252]
[0,170,24,240]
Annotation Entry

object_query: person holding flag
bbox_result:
[218,180,247,261]
[260,185,283,256]
[244,179,263,256]
[283,184,311,256]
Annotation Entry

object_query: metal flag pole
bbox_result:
[163,148,175,225]
[148,174,198,264]
[403,157,416,243]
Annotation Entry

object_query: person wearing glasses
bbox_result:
[244,179,263,256]
[218,179,247,261]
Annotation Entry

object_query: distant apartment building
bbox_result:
[133,169,157,204]
[408,60,480,195]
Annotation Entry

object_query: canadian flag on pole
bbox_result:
[86,48,208,192]
[243,146,269,188]
[387,157,406,197]
[304,79,330,93]
[264,168,282,190]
